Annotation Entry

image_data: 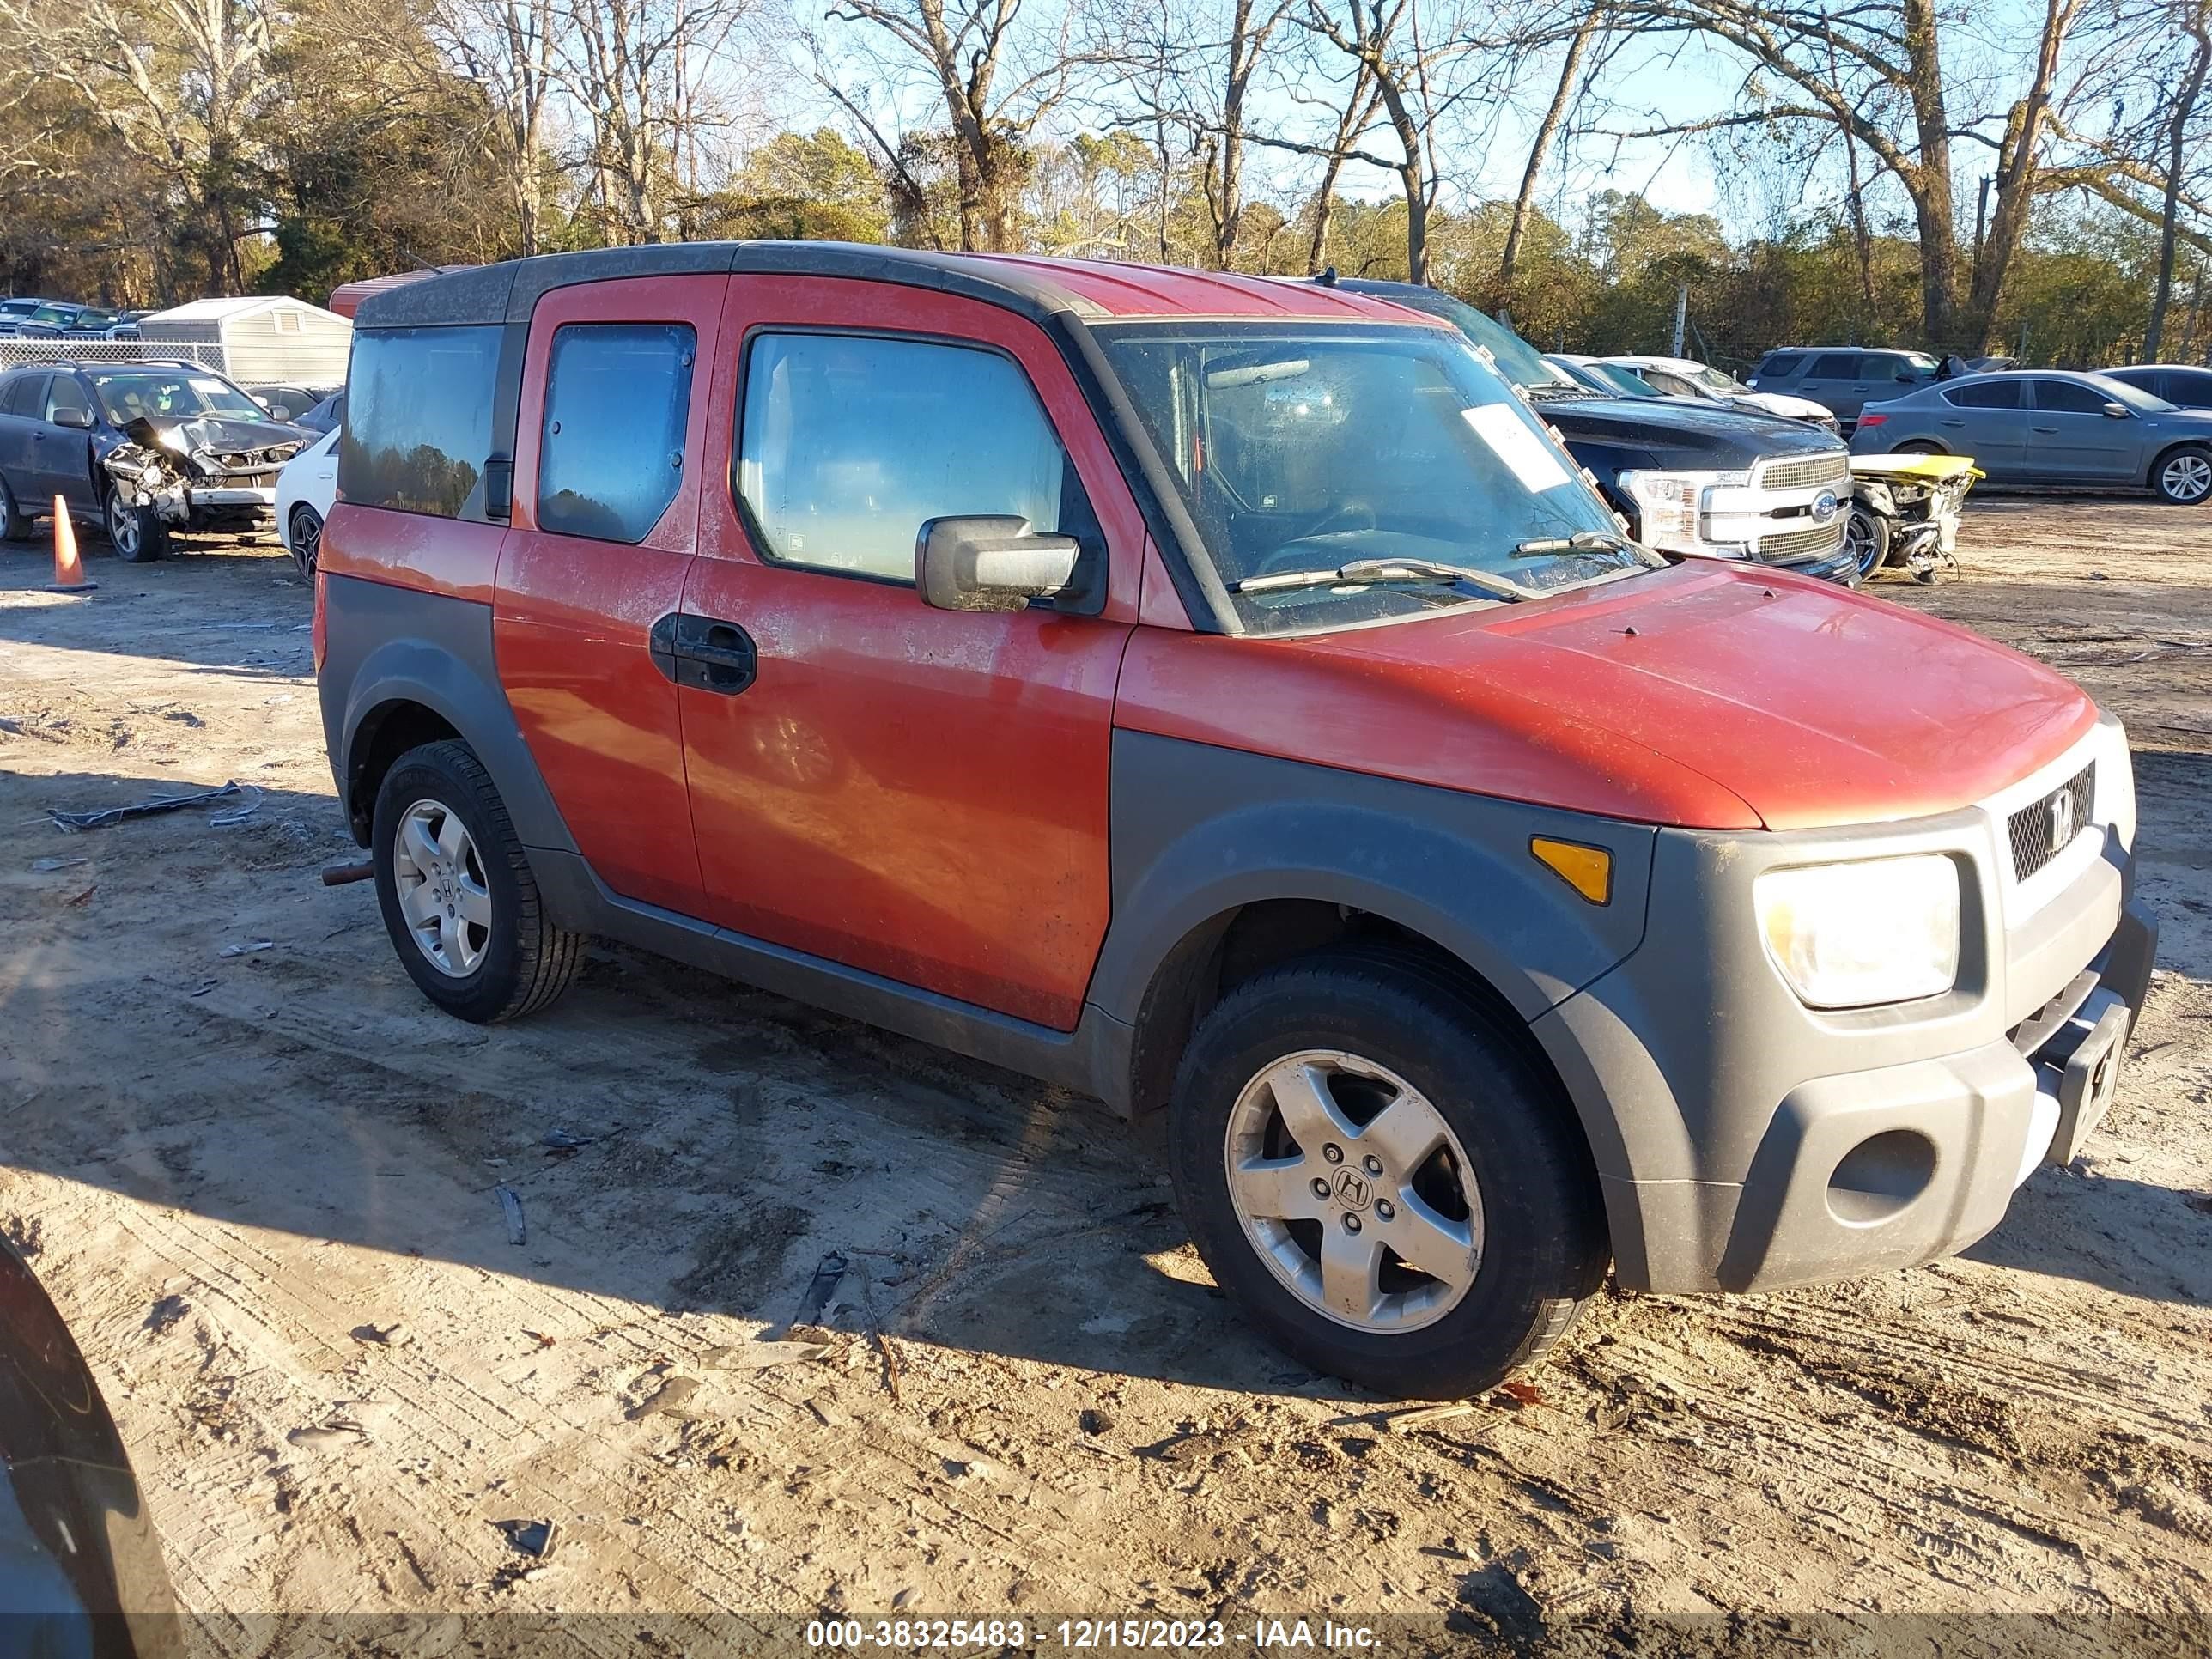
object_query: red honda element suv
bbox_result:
[316,244,2154,1397]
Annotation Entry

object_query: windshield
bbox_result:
[1693,366,1752,396]
[1097,322,1657,635]
[88,369,265,424]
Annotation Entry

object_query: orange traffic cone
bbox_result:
[45,496,95,594]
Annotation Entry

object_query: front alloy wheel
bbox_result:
[106,485,166,562]
[1167,951,1607,1398]
[1224,1049,1482,1333]
[392,799,493,976]
[2156,447,2212,506]
[1841,503,1889,585]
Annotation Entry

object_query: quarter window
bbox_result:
[737,332,1071,583]
[537,323,696,543]
[1943,380,2022,409]
[1808,352,1861,378]
[342,325,502,520]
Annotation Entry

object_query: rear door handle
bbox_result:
[2032,426,2058,434]
[650,612,757,695]
[1939,419,1966,428]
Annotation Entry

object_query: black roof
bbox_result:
[356,241,1115,331]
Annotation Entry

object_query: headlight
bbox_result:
[1755,855,1961,1008]
[1618,469,1746,556]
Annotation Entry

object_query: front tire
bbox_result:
[106,485,167,562]
[371,739,584,1023]
[1842,502,1890,586]
[2153,445,2212,507]
[1167,951,1607,1399]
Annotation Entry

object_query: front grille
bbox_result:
[1759,452,1850,490]
[1755,521,1845,559]
[2008,763,2095,881]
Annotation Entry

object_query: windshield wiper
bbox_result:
[1234,557,1528,601]
[1516,382,1596,403]
[1510,529,1639,559]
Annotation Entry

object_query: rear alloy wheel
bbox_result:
[1892,440,1946,457]
[288,504,322,576]
[105,484,167,562]
[0,473,33,542]
[370,739,583,1022]
[1169,951,1607,1398]
[2154,446,2212,507]
[1841,502,1890,586]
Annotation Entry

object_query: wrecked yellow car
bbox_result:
[1845,453,1983,585]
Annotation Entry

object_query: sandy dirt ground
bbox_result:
[2,500,2209,1654]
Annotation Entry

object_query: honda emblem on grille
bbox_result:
[2049,789,2075,848]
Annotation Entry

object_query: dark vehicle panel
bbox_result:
[0,1237,180,1655]
[2104,364,2212,410]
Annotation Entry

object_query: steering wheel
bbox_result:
[1246,500,1380,577]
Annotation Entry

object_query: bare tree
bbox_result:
[1499,2,1606,292]
[417,0,560,254]
[2142,0,2212,356]
[825,0,1092,250]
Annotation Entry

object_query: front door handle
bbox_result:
[2032,426,2058,434]
[650,612,757,695]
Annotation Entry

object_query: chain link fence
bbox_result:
[0,339,232,376]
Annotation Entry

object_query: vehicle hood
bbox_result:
[1545,395,1844,471]
[1735,390,1832,420]
[1118,562,2097,832]
[119,413,313,453]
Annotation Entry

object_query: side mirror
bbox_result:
[915,515,1079,612]
[2102,401,2130,419]
[52,406,93,429]
[1895,373,1915,383]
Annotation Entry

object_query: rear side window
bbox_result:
[1943,380,2022,409]
[0,374,46,416]
[738,332,1069,583]
[2031,379,2111,414]
[1757,352,1804,377]
[342,325,502,519]
[537,323,695,543]
[1808,352,1861,378]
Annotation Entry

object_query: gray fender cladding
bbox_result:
[1093,730,1657,1024]
[319,574,577,859]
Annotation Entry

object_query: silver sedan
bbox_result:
[1850,368,2212,505]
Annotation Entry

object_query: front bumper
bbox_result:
[1534,718,2154,1293]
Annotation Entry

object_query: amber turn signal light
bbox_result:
[1530,836,1613,905]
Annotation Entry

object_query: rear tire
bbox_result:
[0,473,33,542]
[2152,445,2212,507]
[371,739,584,1023]
[105,484,167,562]
[1891,440,1946,456]
[1167,951,1608,1399]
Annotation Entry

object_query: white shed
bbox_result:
[137,296,352,388]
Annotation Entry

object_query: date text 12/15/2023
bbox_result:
[804,1619,1381,1650]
